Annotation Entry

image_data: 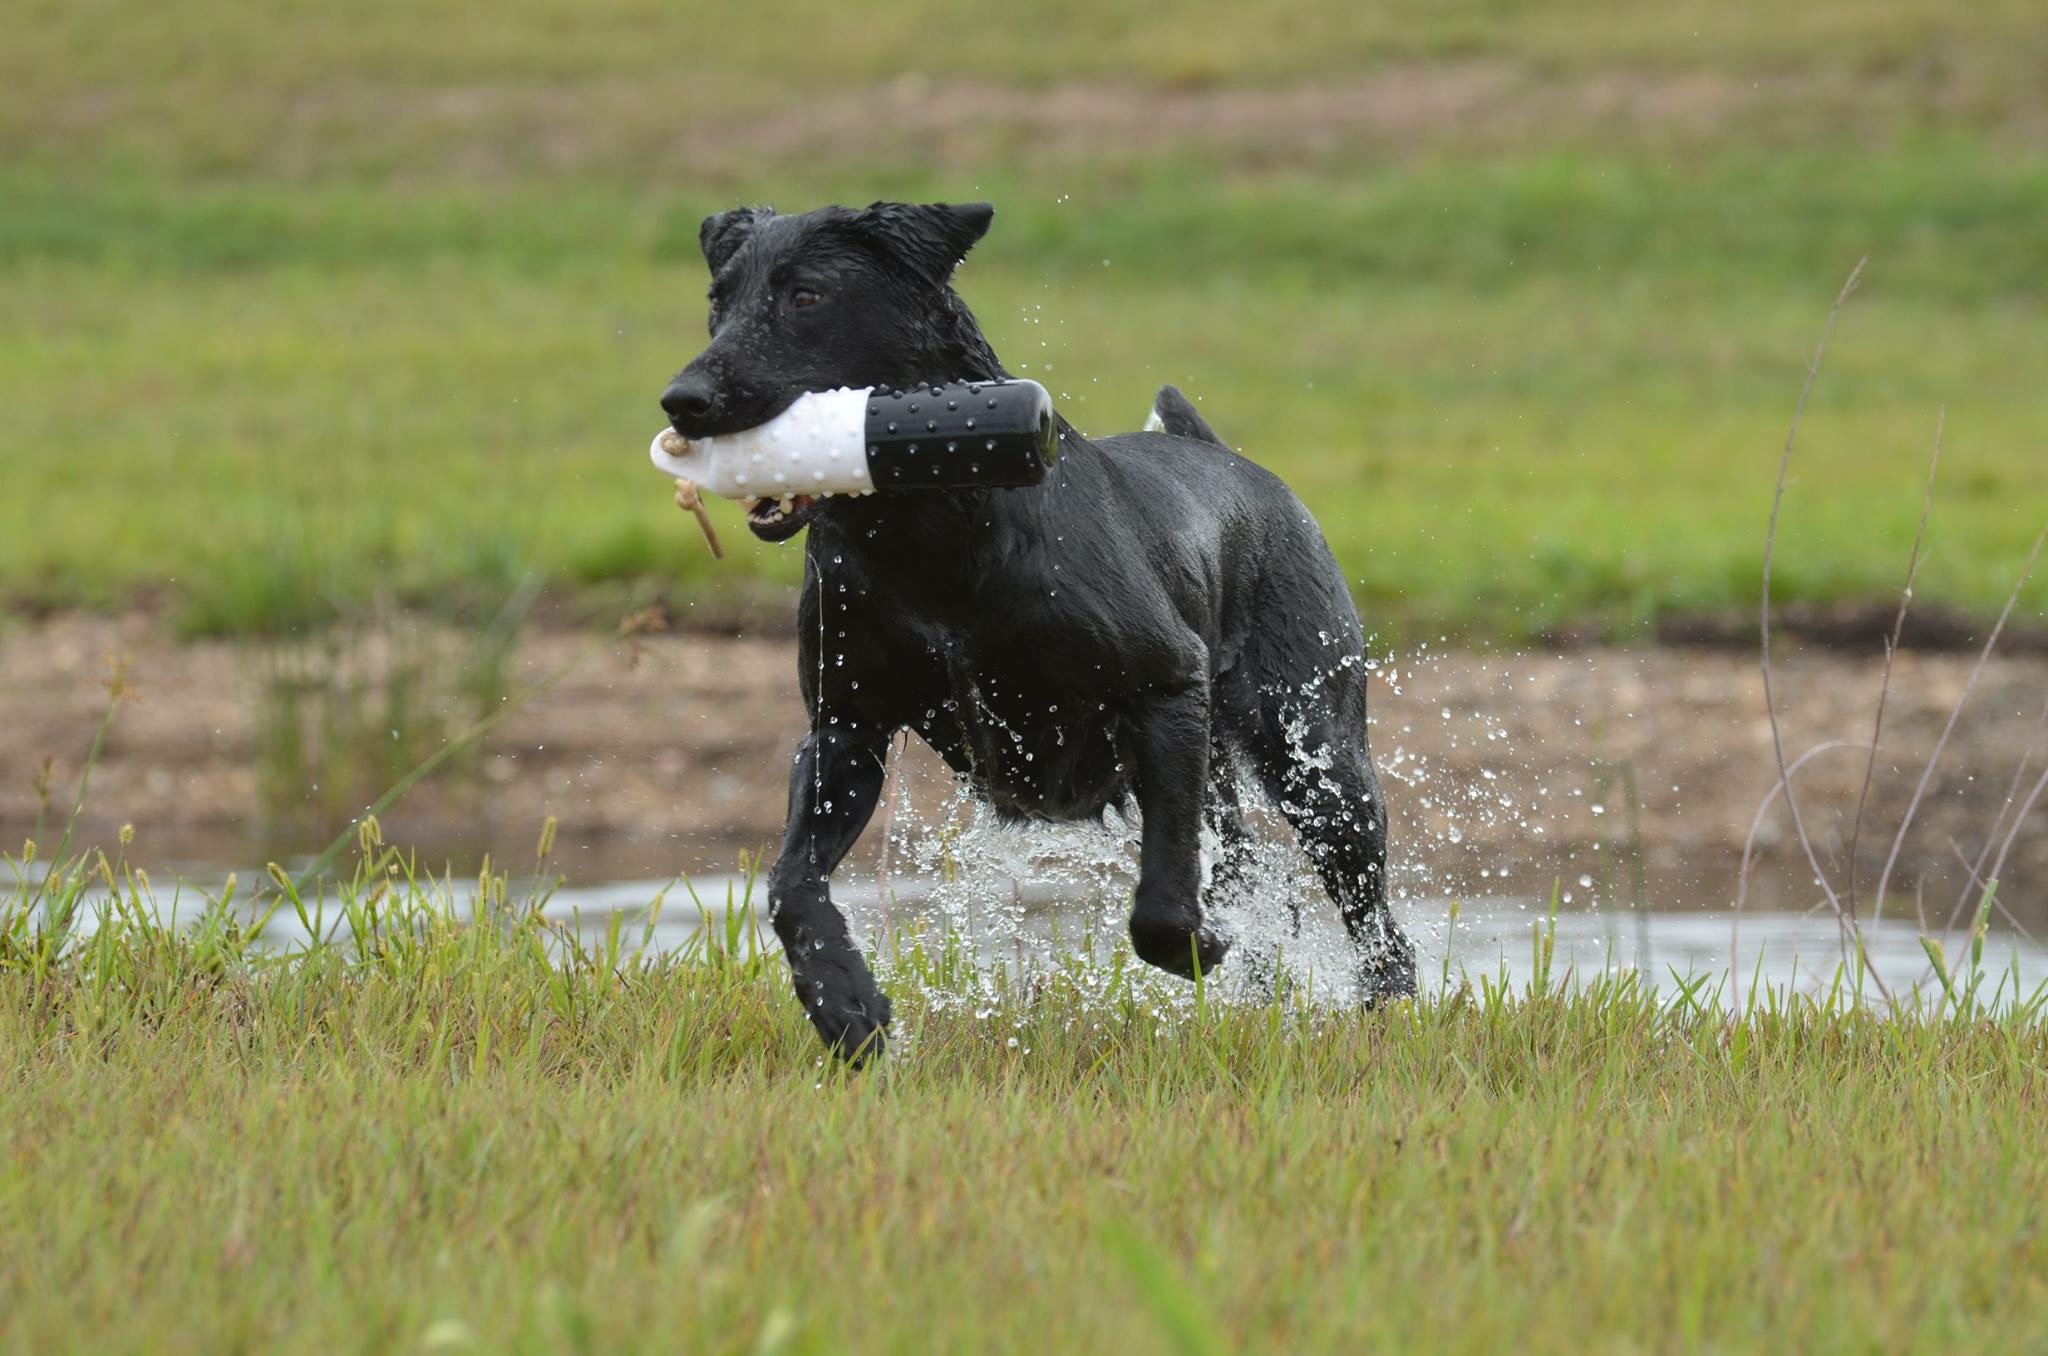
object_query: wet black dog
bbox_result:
[661,200,1416,1061]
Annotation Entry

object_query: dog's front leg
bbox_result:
[767,726,892,1063]
[1127,683,1232,979]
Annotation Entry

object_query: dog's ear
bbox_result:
[700,206,773,275]
[854,201,994,284]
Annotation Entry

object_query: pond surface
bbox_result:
[542,872,2047,1006]
[58,860,2044,1010]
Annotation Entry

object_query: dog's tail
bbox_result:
[1142,385,1226,446]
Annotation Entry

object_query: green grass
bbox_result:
[3,0,2046,639]
[4,836,2047,1353]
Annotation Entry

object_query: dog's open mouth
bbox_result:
[744,493,815,541]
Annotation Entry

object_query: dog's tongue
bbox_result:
[647,387,876,500]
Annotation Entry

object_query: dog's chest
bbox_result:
[817,527,1144,819]
[881,624,1131,820]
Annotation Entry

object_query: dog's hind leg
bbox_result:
[767,725,894,1063]
[1246,699,1416,1005]
[1126,681,1232,979]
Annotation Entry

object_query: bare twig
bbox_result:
[1944,838,2039,945]
[1945,839,1986,894]
[1984,761,2048,907]
[1731,739,1867,1008]
[1913,743,2048,995]
[1759,258,1892,999]
[1867,517,2047,933]
[673,479,726,560]
[1845,409,1942,915]
[1938,692,2048,944]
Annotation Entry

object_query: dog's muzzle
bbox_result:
[650,387,876,499]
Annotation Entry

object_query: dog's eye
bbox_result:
[790,287,823,310]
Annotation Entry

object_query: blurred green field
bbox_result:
[2,0,2045,639]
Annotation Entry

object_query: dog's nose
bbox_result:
[661,374,716,427]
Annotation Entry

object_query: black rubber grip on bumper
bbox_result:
[864,379,1057,491]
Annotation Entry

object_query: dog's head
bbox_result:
[660,200,1000,540]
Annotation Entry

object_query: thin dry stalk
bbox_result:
[1731,739,1867,1008]
[1983,761,2048,903]
[1867,517,2047,930]
[1914,746,2048,993]
[1759,258,1891,999]
[1938,692,2048,940]
[1845,409,1942,916]
[1943,838,2038,944]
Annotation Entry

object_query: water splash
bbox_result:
[843,641,1687,1004]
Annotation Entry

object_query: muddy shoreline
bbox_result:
[2,614,2043,924]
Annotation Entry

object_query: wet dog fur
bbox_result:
[660,201,1416,1061]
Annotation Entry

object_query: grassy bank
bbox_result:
[6,154,2047,641]
[3,1,2046,640]
[3,846,2047,1352]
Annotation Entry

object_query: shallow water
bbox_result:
[548,872,2046,1006]
[48,859,2044,1011]
[31,716,2044,1007]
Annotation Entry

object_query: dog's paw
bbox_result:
[810,991,891,1066]
[1129,913,1232,980]
[793,960,893,1065]
[1359,944,1419,1008]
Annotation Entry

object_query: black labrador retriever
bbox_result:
[660,200,1415,1061]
